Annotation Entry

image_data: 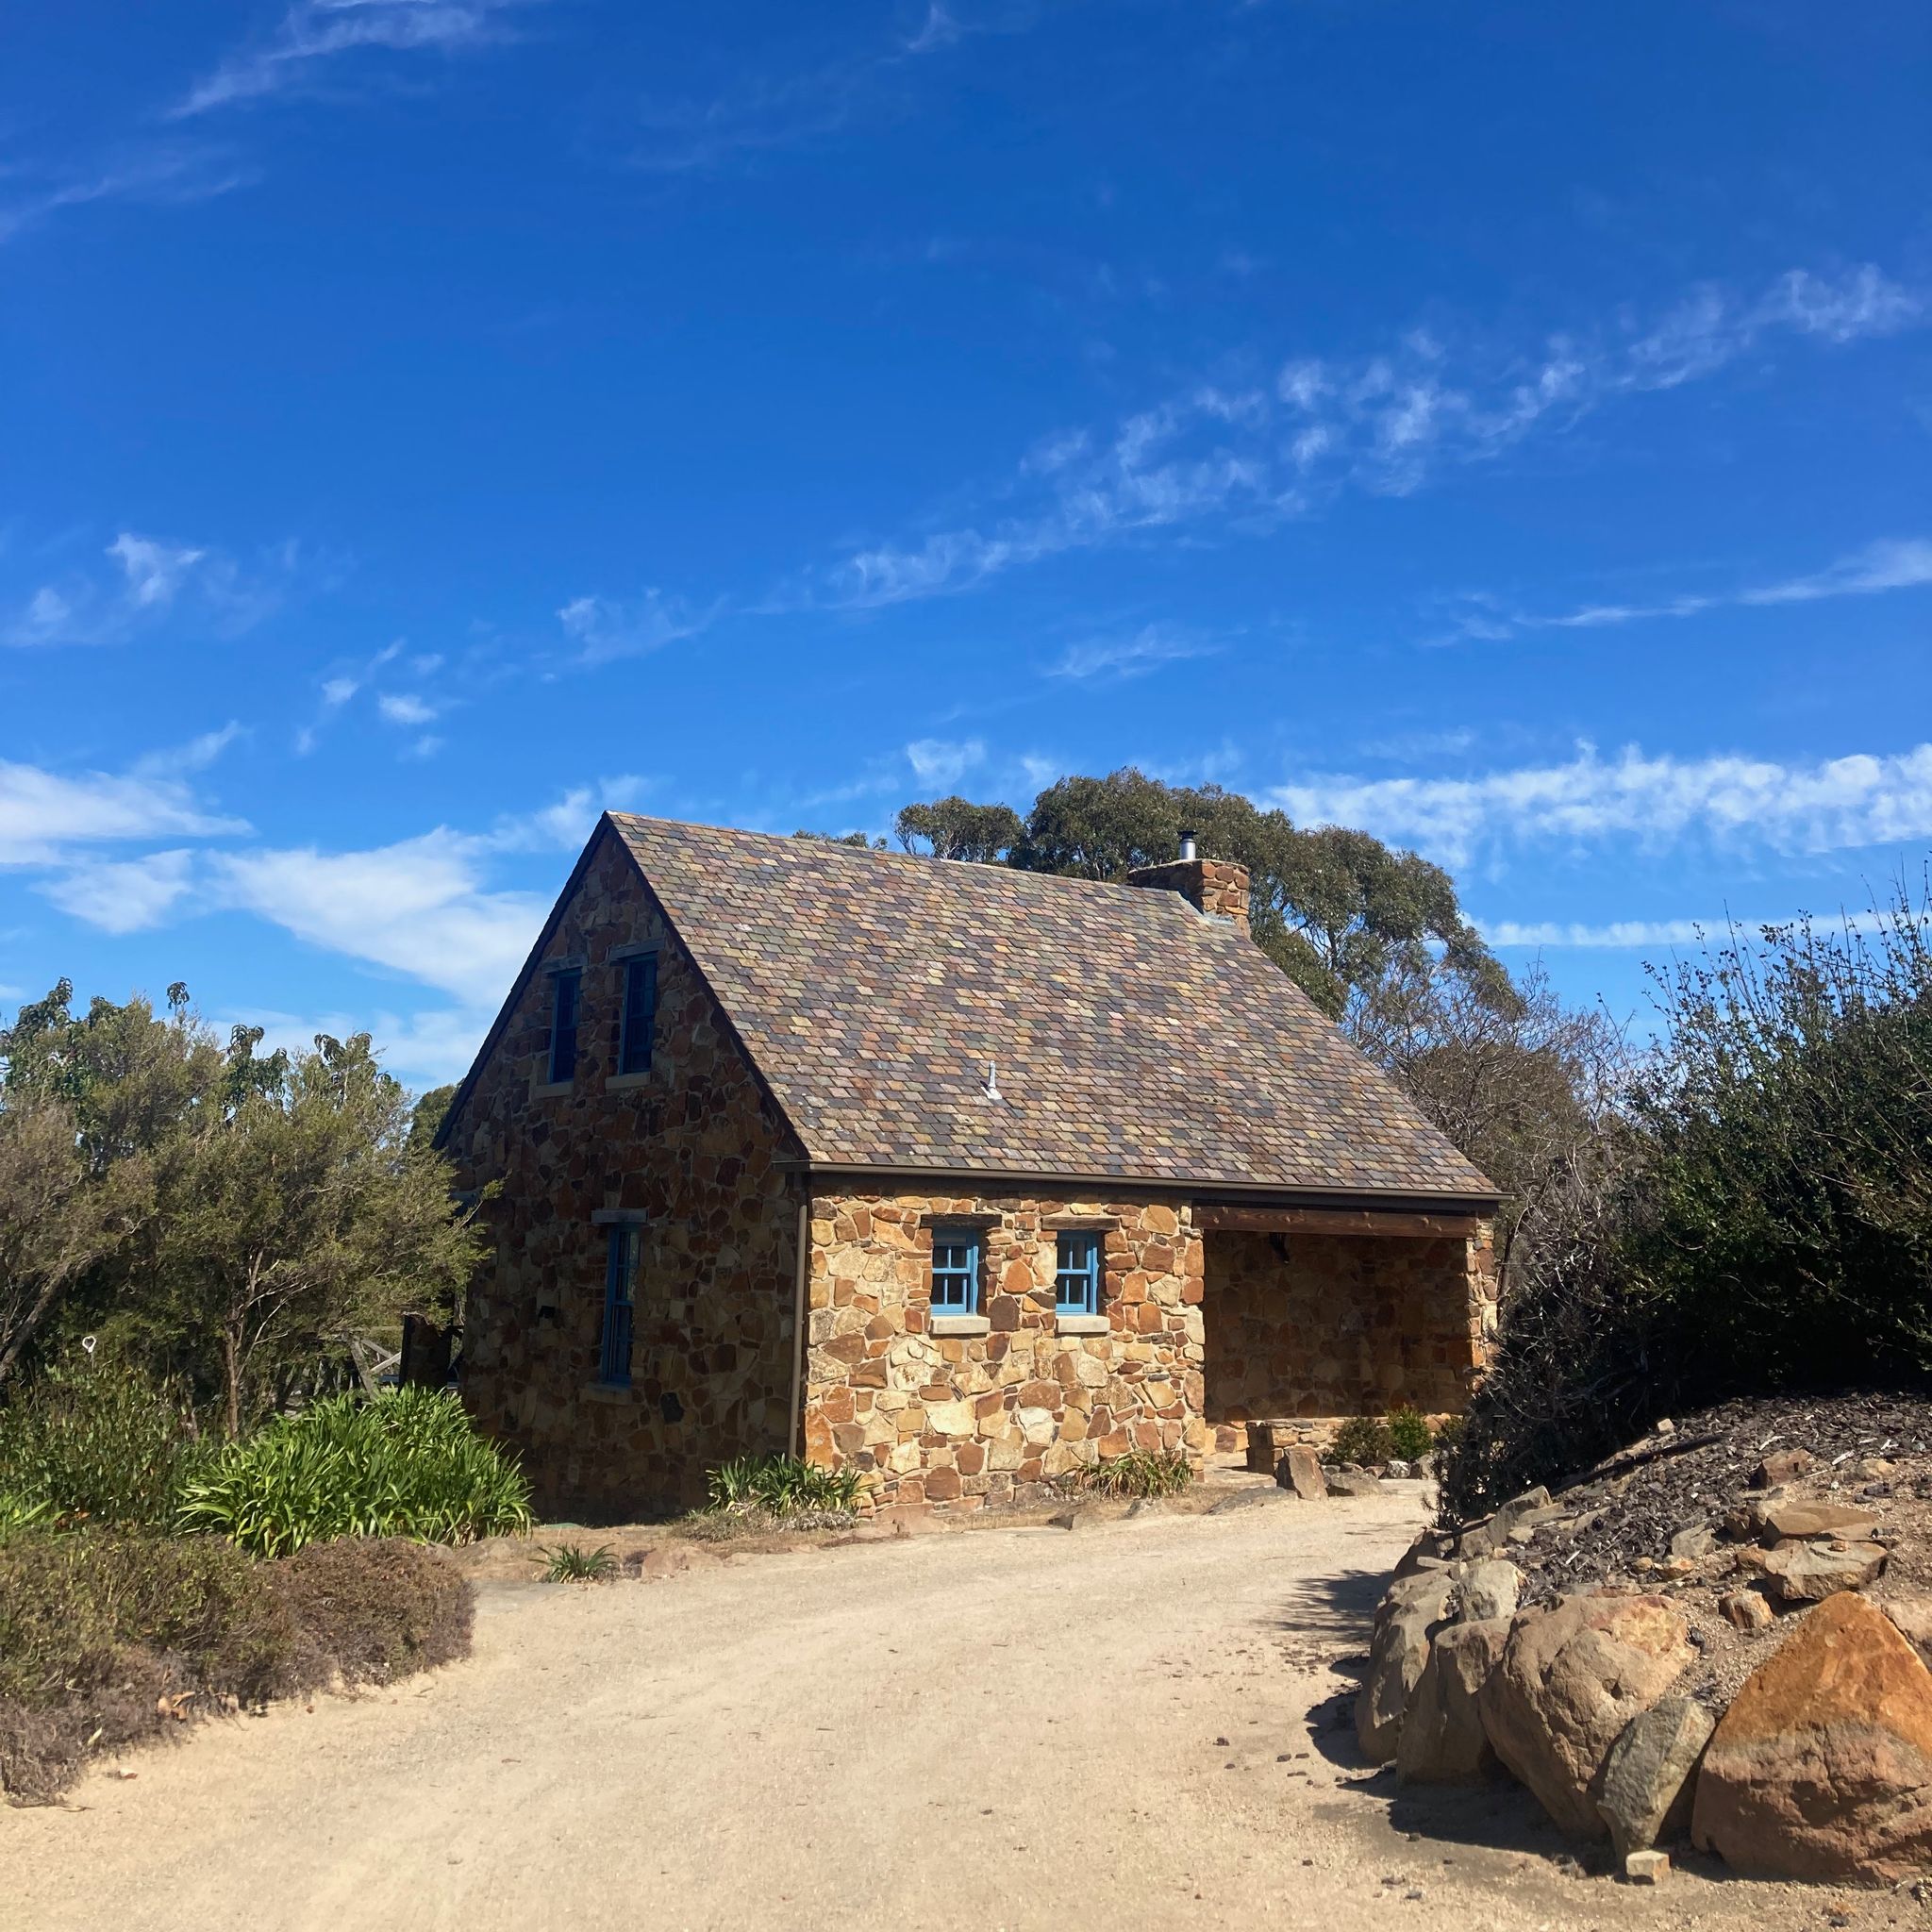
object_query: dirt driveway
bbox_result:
[4,1491,1890,1931]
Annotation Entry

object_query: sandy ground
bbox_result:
[3,1489,1902,1932]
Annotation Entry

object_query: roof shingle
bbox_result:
[608,814,1493,1202]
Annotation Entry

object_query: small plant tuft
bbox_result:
[1071,1449,1192,1498]
[1327,1414,1394,1467]
[704,1454,861,1518]
[1386,1407,1434,1463]
[539,1541,618,1583]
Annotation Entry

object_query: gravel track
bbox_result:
[3,1491,1898,1931]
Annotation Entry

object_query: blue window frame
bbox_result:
[548,968,581,1085]
[930,1224,980,1316]
[618,954,658,1076]
[1055,1230,1103,1317]
[600,1224,640,1386]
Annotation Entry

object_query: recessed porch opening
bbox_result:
[1196,1204,1489,1457]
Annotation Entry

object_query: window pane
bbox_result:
[549,970,580,1083]
[1056,1231,1100,1314]
[620,956,657,1075]
[931,1225,977,1314]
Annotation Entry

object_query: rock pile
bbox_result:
[1357,1394,1932,1886]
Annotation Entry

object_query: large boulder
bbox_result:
[1357,1570,1456,1763]
[1397,1616,1510,1784]
[1692,1591,1932,1882]
[1460,1559,1523,1624]
[1596,1696,1716,1857]
[1476,1591,1695,1839]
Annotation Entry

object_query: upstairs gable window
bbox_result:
[619,954,658,1076]
[547,968,581,1085]
[930,1224,980,1316]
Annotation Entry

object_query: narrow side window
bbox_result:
[930,1224,980,1316]
[1055,1230,1101,1317]
[548,968,581,1084]
[619,954,658,1076]
[601,1224,640,1387]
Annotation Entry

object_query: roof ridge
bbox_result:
[603,810,1241,915]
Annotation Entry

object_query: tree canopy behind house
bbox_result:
[893,767,1514,1025]
[0,983,483,1429]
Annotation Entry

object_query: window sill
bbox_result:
[530,1079,574,1100]
[604,1071,654,1093]
[1055,1314,1110,1336]
[583,1382,635,1403]
[930,1314,991,1338]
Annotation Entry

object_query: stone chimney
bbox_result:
[1125,833,1251,937]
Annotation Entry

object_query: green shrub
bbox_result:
[0,1368,211,1533]
[539,1541,618,1583]
[704,1454,861,1516]
[175,1388,532,1557]
[1071,1449,1192,1498]
[1386,1407,1434,1462]
[1327,1415,1394,1466]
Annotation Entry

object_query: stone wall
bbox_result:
[443,824,804,1518]
[803,1191,1207,1510]
[1202,1224,1495,1449]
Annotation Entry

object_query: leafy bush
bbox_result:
[1438,894,1932,1523]
[175,1388,532,1556]
[0,1367,211,1533]
[539,1541,617,1583]
[1386,1407,1433,1462]
[1327,1415,1393,1466]
[705,1454,861,1516]
[1070,1449,1192,1498]
[0,1526,473,1803]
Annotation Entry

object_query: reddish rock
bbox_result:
[1692,1591,1932,1882]
[1476,1592,1695,1839]
[1755,1499,1880,1541]
[1276,1447,1327,1500]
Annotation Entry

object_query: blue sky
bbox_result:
[4,0,1930,1088]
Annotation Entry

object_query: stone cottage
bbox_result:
[436,813,1500,1517]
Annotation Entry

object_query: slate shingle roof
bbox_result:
[608,814,1494,1202]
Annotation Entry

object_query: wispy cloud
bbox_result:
[617,3,1029,175]
[206,832,545,1008]
[904,737,987,787]
[3,530,304,647]
[557,591,717,664]
[0,145,253,246]
[173,0,541,118]
[376,691,439,726]
[0,758,248,868]
[1274,741,1932,869]
[800,264,1924,612]
[1434,536,1932,644]
[39,850,198,935]
[1043,623,1222,682]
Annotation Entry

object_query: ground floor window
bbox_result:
[1055,1230,1102,1316]
[601,1224,640,1385]
[930,1224,981,1315]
